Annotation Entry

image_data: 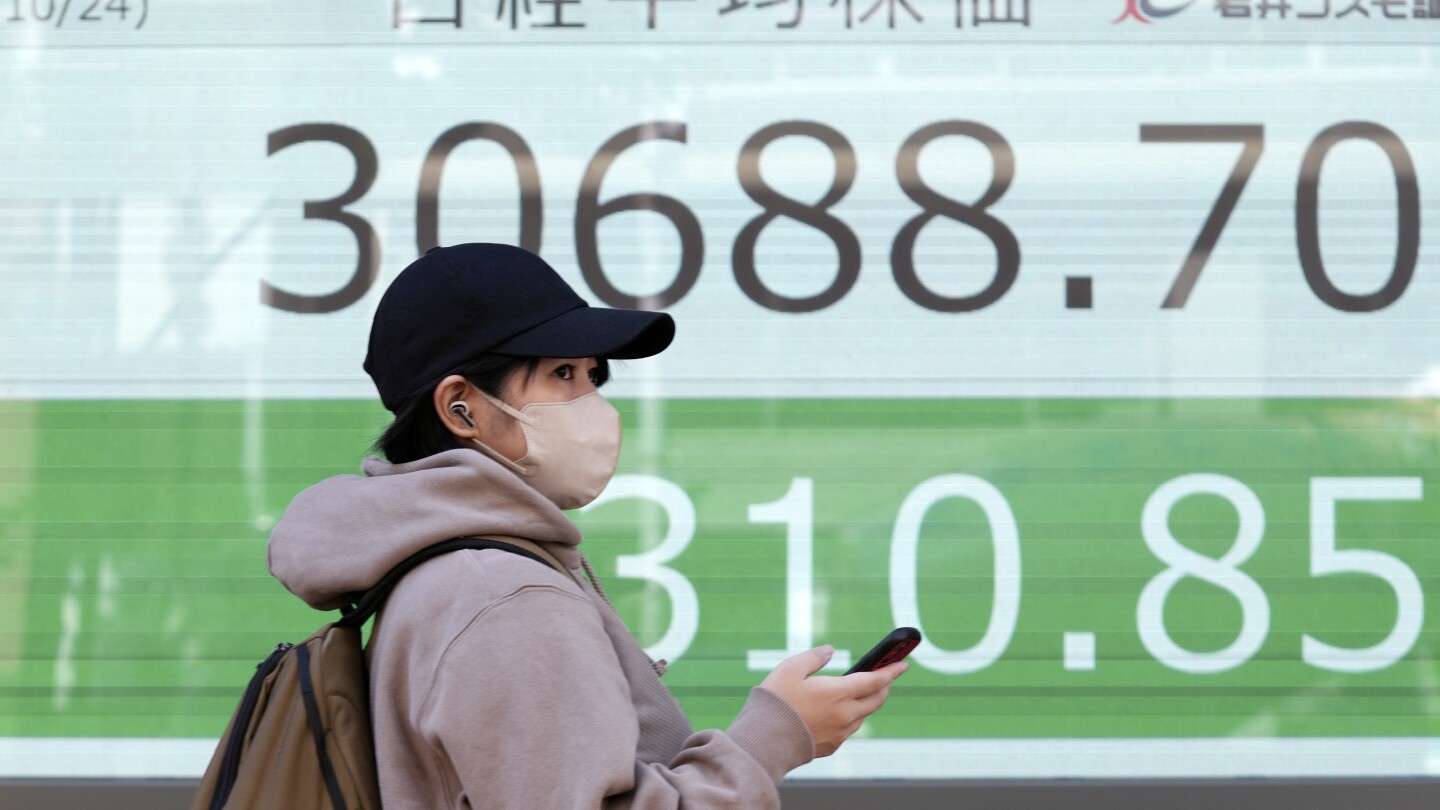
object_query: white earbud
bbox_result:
[449,401,476,429]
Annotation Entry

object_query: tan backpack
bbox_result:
[191,537,567,810]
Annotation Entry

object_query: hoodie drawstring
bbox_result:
[580,553,668,678]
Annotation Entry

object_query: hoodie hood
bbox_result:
[268,448,583,611]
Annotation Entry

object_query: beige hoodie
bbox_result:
[268,448,815,809]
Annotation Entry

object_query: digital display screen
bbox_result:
[1,0,1437,781]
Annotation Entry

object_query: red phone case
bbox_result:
[846,627,921,674]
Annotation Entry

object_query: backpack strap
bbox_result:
[477,535,584,589]
[336,537,570,628]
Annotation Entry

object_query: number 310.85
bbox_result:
[581,473,1423,676]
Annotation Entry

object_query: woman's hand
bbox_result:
[759,646,909,758]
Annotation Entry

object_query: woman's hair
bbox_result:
[371,354,610,464]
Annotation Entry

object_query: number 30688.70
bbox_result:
[262,120,1420,316]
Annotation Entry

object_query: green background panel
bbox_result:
[0,398,1436,739]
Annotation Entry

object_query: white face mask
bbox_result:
[469,390,621,510]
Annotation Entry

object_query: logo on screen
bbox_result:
[1114,1,1440,23]
[1112,0,1197,23]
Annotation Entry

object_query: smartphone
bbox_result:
[844,627,921,675]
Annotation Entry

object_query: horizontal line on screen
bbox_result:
[0,38,1435,51]
[3,736,1439,780]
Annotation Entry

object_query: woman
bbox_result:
[267,243,907,809]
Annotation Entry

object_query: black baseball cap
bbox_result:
[364,243,675,412]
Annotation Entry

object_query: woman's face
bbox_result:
[433,357,604,462]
